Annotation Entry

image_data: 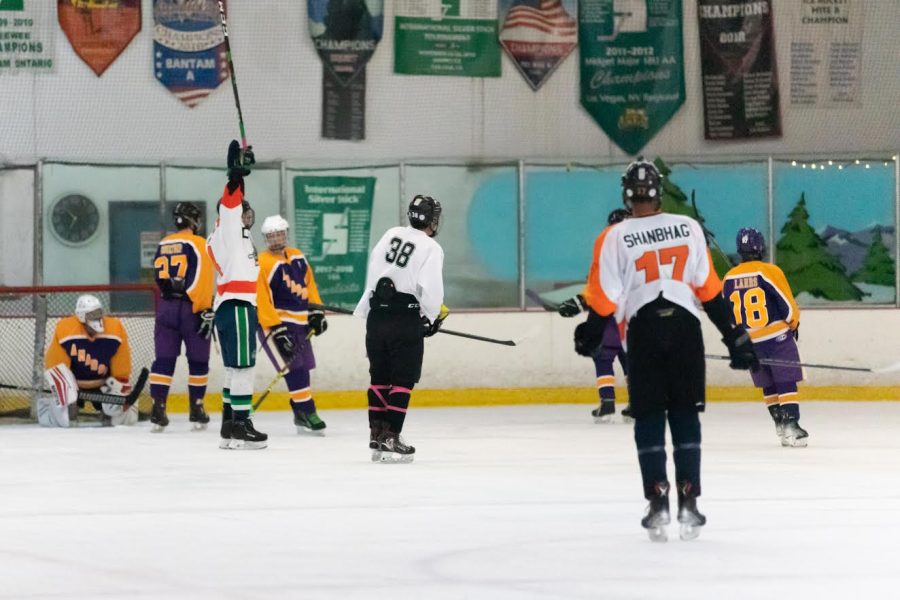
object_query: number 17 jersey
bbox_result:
[353,226,445,322]
[585,212,722,324]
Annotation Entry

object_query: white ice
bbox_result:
[2,402,899,600]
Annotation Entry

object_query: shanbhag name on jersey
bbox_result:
[730,275,760,290]
[623,224,692,248]
[159,242,184,255]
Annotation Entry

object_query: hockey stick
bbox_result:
[525,288,561,312]
[308,302,517,346]
[217,0,248,151]
[0,368,150,407]
[251,328,316,411]
[704,355,899,373]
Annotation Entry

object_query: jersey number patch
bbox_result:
[386,238,415,268]
[729,288,769,328]
[635,245,689,282]
[155,255,188,280]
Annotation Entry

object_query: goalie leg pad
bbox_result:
[101,403,139,426]
[44,363,78,408]
[37,396,71,427]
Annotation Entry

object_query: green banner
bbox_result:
[394,0,501,77]
[0,0,54,72]
[579,0,684,155]
[293,176,376,309]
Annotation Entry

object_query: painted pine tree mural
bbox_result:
[852,226,895,286]
[654,158,731,277]
[776,193,864,301]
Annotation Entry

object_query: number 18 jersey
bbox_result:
[585,212,722,325]
[353,226,445,322]
[723,261,799,342]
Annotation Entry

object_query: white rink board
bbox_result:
[1,402,899,600]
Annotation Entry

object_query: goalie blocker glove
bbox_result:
[270,325,297,363]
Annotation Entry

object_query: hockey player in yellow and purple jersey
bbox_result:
[149,202,216,432]
[256,215,328,434]
[723,228,808,447]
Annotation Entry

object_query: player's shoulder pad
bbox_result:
[56,316,84,339]
[257,249,282,269]
[285,247,306,261]
[102,316,127,339]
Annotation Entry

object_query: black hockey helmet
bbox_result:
[408,195,442,236]
[607,208,630,226]
[621,157,662,207]
[173,202,203,233]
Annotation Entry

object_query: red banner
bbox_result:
[59,0,141,77]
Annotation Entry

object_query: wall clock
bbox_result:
[50,194,100,245]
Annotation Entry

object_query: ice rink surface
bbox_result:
[2,402,899,600]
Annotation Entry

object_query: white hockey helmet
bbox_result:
[74,294,104,334]
[261,215,290,252]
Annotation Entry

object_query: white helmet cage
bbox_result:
[261,215,290,252]
[74,294,104,334]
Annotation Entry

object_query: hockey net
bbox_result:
[0,285,157,423]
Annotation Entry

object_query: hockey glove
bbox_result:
[558,294,586,318]
[574,310,609,357]
[197,309,216,340]
[101,377,132,397]
[422,304,450,338]
[722,327,759,370]
[308,310,328,336]
[271,325,297,363]
[226,140,255,192]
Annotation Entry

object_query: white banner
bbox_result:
[0,0,55,73]
[789,0,864,108]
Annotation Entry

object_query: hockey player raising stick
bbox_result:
[723,228,807,447]
[354,195,448,463]
[207,140,266,450]
[256,215,329,434]
[40,295,139,427]
[558,208,632,423]
[574,158,757,541]
[149,202,216,432]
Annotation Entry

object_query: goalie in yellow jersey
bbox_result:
[40,295,139,427]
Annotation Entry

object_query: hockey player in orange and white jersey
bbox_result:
[39,295,138,427]
[207,140,266,450]
[256,215,329,434]
[573,158,757,541]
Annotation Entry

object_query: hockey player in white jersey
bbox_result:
[574,158,757,541]
[354,195,448,463]
[207,140,266,450]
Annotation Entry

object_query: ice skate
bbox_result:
[620,404,635,424]
[150,400,169,433]
[229,419,268,450]
[219,419,233,449]
[370,422,385,462]
[768,405,784,439]
[676,483,706,541]
[591,399,616,423]
[640,482,671,542]
[189,401,210,431]
[293,409,326,436]
[781,418,808,447]
[378,433,415,464]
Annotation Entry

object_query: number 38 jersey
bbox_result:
[722,261,799,342]
[585,212,722,325]
[353,226,445,322]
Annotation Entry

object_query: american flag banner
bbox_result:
[499,0,577,90]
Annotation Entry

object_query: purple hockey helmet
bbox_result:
[736,227,765,260]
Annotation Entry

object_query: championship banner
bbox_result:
[394,0,500,77]
[697,0,781,140]
[0,0,55,73]
[789,0,863,108]
[578,0,685,156]
[293,176,376,309]
[59,0,141,77]
[153,0,228,108]
[309,0,383,140]
[499,0,577,90]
